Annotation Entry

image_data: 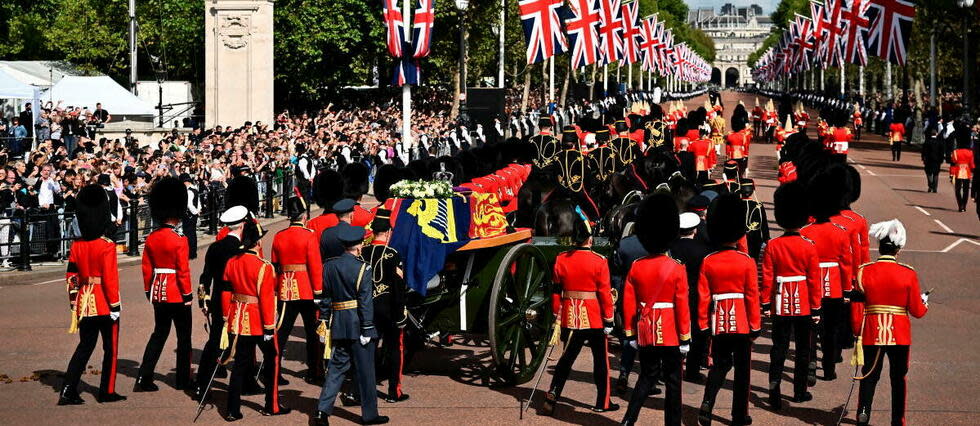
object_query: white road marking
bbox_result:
[914,206,931,216]
[870,239,980,253]
[32,278,64,286]
[933,219,954,234]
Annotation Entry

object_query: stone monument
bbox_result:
[204,0,274,128]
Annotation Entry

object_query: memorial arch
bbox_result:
[688,5,773,88]
[711,68,722,86]
[725,67,740,88]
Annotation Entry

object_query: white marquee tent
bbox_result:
[0,68,41,144]
[42,76,155,120]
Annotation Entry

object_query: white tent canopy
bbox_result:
[0,68,41,145]
[42,76,155,116]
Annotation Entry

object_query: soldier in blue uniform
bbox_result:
[320,199,357,260]
[315,226,389,425]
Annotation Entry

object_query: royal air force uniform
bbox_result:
[850,220,928,426]
[59,185,124,405]
[136,177,194,392]
[315,226,388,425]
[697,194,760,426]
[272,195,324,384]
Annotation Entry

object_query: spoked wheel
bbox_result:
[489,243,554,385]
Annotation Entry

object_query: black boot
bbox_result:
[792,392,813,403]
[615,375,629,396]
[224,411,244,422]
[57,386,84,406]
[698,401,713,426]
[314,411,330,426]
[361,416,390,425]
[133,377,159,392]
[384,393,410,403]
[340,392,361,407]
[541,392,557,417]
[768,381,782,411]
[733,415,753,426]
[856,407,871,426]
[96,392,127,403]
[261,404,291,416]
[592,402,620,413]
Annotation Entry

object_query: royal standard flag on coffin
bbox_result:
[389,196,471,295]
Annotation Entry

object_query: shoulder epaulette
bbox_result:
[897,262,915,271]
[586,250,606,260]
[857,261,875,270]
[101,236,114,244]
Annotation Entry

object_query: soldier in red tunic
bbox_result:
[307,169,346,239]
[687,135,713,186]
[222,219,290,420]
[801,165,854,381]
[620,194,689,426]
[725,117,751,178]
[851,219,928,426]
[59,185,125,405]
[542,210,618,416]
[697,193,760,426]
[135,177,194,392]
[761,182,822,409]
[272,195,324,385]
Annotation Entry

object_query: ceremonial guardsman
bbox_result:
[761,182,821,409]
[751,98,764,139]
[852,103,863,140]
[361,209,410,403]
[697,193,760,426]
[542,211,618,416]
[725,118,751,177]
[888,115,906,162]
[621,194,689,426]
[272,194,323,385]
[307,169,346,239]
[222,219,290,420]
[553,135,600,221]
[851,220,928,426]
[688,132,713,186]
[135,177,194,392]
[529,117,559,167]
[829,119,854,162]
[315,226,389,426]
[951,130,975,212]
[194,206,259,400]
[59,185,125,405]
[800,166,854,381]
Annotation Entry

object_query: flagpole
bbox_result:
[498,0,505,88]
[549,56,555,105]
[840,65,845,96]
[885,61,893,100]
[402,0,413,147]
[820,67,825,93]
[628,63,633,91]
[616,63,621,92]
[603,64,608,96]
[859,65,865,98]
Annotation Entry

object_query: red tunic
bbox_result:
[778,161,798,184]
[307,212,340,241]
[725,131,749,159]
[851,256,928,346]
[141,225,192,304]
[951,148,975,180]
[66,237,120,319]
[351,205,373,228]
[223,251,277,336]
[831,213,865,285]
[688,139,712,171]
[271,223,323,301]
[888,122,906,144]
[800,221,853,299]
[551,249,614,329]
[840,209,870,265]
[697,248,761,335]
[760,234,822,316]
[622,254,691,346]
[830,127,853,154]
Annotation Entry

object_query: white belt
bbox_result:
[651,302,674,309]
[154,268,177,274]
[776,275,806,284]
[712,293,744,302]
[819,262,839,268]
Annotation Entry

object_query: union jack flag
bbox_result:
[864,0,916,65]
[841,0,872,65]
[660,29,674,76]
[638,14,659,72]
[596,0,624,65]
[411,0,435,59]
[793,15,815,72]
[565,0,601,69]
[382,0,405,58]
[620,1,641,65]
[818,0,846,67]
[518,0,568,65]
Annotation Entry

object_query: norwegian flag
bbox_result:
[383,0,406,58]
[638,14,659,72]
[841,0,872,65]
[864,0,916,64]
[793,15,815,72]
[518,0,568,65]
[411,0,435,59]
[620,1,641,65]
[565,0,601,69]
[596,0,624,65]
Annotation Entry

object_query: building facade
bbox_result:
[688,4,772,88]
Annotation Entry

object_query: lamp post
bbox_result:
[958,0,975,120]
[456,0,470,126]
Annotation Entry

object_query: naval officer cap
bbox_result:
[332,198,356,214]
[679,212,701,230]
[339,226,366,246]
[220,205,249,225]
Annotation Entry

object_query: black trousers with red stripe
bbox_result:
[702,333,752,422]
[858,345,910,426]
[227,335,281,415]
[276,300,320,379]
[548,328,611,409]
[137,303,193,387]
[63,316,119,395]
[378,322,406,399]
[623,346,683,425]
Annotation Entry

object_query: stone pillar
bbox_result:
[205,0,274,129]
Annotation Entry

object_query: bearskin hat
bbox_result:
[224,175,259,213]
[342,162,370,199]
[675,119,689,138]
[807,163,850,220]
[373,164,402,203]
[731,115,746,132]
[149,176,187,222]
[707,192,747,244]
[635,193,680,254]
[75,185,111,240]
[845,165,862,205]
[313,169,344,209]
[773,181,809,230]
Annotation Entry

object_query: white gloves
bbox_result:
[313,299,321,305]
[603,326,613,335]
[921,293,929,305]
[679,344,690,355]
[359,335,371,346]
[263,333,274,342]
[110,311,120,321]
[628,340,638,350]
